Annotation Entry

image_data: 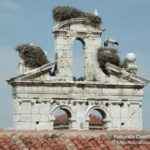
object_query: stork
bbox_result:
[104,37,119,47]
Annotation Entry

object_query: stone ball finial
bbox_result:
[124,52,137,74]
[126,52,136,62]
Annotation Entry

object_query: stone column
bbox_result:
[84,37,96,81]
[54,31,72,81]
[139,103,143,129]
[84,119,89,130]
[49,116,55,130]
[84,35,105,81]
[71,119,77,130]
[18,58,31,74]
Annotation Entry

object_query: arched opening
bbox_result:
[89,109,107,130]
[72,37,85,81]
[53,107,72,129]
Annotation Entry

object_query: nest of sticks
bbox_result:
[16,44,49,68]
[53,6,102,27]
[97,47,121,75]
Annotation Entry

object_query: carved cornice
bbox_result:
[9,80,144,89]
[53,18,96,28]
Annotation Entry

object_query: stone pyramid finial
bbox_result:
[94,9,99,16]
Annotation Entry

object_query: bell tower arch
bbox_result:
[72,37,85,80]
[53,18,103,81]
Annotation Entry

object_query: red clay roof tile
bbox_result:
[0,130,150,150]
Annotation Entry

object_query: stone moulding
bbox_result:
[8,80,144,89]
[53,18,102,32]
[7,6,149,130]
[106,63,150,85]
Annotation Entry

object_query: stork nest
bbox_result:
[97,47,121,75]
[16,44,49,68]
[53,6,102,28]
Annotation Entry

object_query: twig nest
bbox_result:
[16,44,49,68]
[53,6,102,28]
[97,47,120,75]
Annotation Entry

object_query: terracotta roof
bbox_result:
[0,130,150,150]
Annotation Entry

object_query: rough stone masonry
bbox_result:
[7,6,149,130]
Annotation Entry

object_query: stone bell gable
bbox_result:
[7,6,149,130]
[53,17,103,81]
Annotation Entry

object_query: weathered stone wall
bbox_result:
[9,18,145,131]
[53,18,104,81]
[12,81,143,130]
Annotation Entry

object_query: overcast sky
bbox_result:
[0,0,150,129]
